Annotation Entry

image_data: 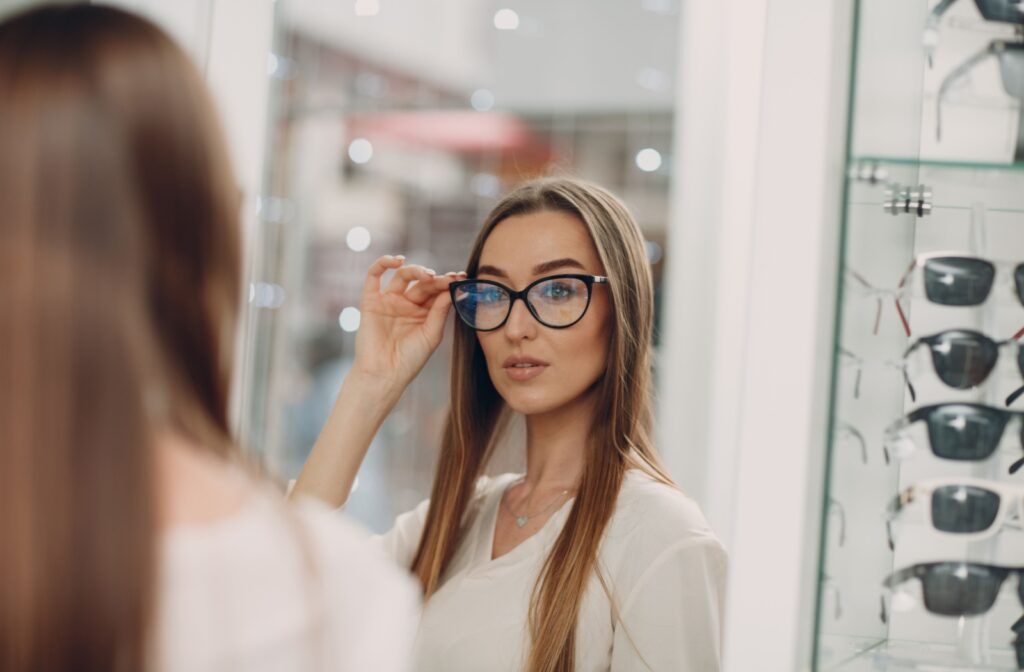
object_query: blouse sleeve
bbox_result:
[610,536,728,672]
[370,498,432,569]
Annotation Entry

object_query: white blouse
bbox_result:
[374,469,727,672]
[155,492,420,672]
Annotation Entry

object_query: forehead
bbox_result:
[478,210,603,275]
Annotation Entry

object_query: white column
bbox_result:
[660,0,857,669]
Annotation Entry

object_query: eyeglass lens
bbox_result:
[975,0,1024,23]
[452,277,592,330]
[925,331,1000,389]
[931,484,1002,533]
[920,562,1007,616]
[922,257,995,306]
[923,404,1009,460]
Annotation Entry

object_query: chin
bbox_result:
[493,383,575,417]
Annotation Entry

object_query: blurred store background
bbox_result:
[239,0,680,531]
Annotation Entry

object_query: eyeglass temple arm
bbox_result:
[882,415,912,465]
[900,341,921,403]
[885,487,920,550]
[937,43,997,142]
[880,566,922,624]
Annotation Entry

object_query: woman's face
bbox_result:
[475,209,612,416]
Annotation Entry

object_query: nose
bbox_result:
[503,296,536,342]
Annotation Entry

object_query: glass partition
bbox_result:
[815,0,1024,669]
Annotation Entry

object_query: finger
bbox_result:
[405,273,459,304]
[362,255,405,297]
[424,286,454,341]
[385,264,433,294]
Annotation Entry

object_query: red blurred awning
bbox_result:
[347,111,539,154]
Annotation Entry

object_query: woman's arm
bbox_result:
[292,254,463,508]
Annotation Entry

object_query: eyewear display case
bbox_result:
[814,0,1024,669]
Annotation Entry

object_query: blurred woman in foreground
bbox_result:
[0,5,418,671]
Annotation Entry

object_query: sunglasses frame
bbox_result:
[448,273,609,332]
[881,561,1024,622]
[937,40,1024,151]
[901,329,1024,404]
[883,402,1024,473]
[887,476,1024,546]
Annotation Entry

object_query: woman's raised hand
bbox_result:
[351,255,465,396]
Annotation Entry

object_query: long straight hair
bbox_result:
[0,6,241,671]
[410,177,674,671]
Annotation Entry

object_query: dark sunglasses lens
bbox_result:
[921,563,1002,616]
[928,331,999,389]
[923,258,995,306]
[931,485,1001,533]
[977,0,1024,24]
[452,282,509,330]
[526,277,590,328]
[925,405,1006,460]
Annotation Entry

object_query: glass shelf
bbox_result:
[821,636,1020,671]
[850,156,1024,175]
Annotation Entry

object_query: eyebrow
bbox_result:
[477,258,587,278]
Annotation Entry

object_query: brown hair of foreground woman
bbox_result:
[0,5,240,671]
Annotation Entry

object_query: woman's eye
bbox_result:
[541,282,577,300]
[477,287,505,304]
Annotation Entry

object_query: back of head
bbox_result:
[0,5,240,670]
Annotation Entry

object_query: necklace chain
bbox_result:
[502,478,572,528]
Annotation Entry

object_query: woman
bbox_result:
[0,5,418,671]
[297,178,727,671]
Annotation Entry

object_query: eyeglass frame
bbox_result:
[886,476,1024,548]
[846,258,1024,341]
[936,40,1024,146]
[448,273,609,332]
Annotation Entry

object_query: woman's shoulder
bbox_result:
[604,468,724,560]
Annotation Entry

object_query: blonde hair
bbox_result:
[410,177,674,671]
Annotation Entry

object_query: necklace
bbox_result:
[503,479,572,528]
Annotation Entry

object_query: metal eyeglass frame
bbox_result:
[925,1,1024,66]
[846,257,1024,340]
[936,40,1024,161]
[448,273,609,332]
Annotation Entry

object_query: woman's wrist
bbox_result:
[340,367,405,416]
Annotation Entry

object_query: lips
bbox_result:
[502,355,549,382]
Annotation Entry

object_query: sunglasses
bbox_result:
[929,0,1024,29]
[902,329,1024,405]
[883,402,1024,473]
[848,256,1024,339]
[881,562,1024,628]
[886,477,1024,548]
[449,274,608,332]
[937,40,1024,160]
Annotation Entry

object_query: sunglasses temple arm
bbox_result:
[937,45,993,142]
[1007,386,1024,407]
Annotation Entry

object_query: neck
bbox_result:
[521,387,596,491]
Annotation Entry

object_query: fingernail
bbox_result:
[426,268,436,275]
[395,255,406,260]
